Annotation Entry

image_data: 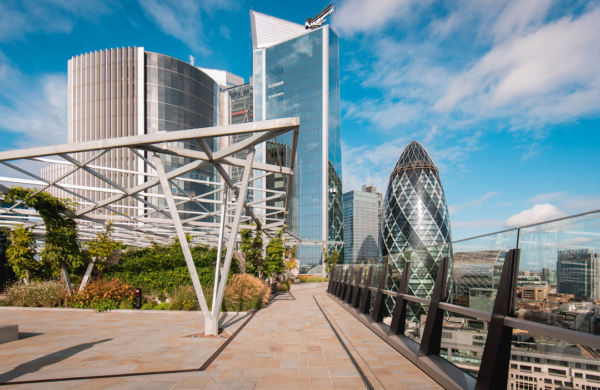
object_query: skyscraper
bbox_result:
[343,189,379,263]
[251,11,343,269]
[380,141,452,316]
[362,184,383,233]
[557,249,600,299]
[41,48,226,219]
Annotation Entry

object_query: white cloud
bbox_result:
[435,6,600,124]
[332,0,426,36]
[0,58,67,147]
[526,192,600,215]
[449,192,500,215]
[504,203,566,227]
[138,0,236,56]
[0,0,112,41]
[220,24,231,40]
[452,219,504,229]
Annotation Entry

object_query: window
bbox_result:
[442,332,452,339]
[587,375,600,382]
[545,379,552,384]
[521,366,532,372]
[587,366,599,372]
[535,368,542,373]
[549,369,566,376]
[575,373,583,379]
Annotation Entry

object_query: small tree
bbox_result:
[86,221,121,271]
[265,227,286,282]
[323,246,339,276]
[241,223,265,278]
[6,227,38,283]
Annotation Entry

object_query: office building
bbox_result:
[221,83,254,183]
[343,189,379,263]
[557,249,600,300]
[251,10,343,269]
[543,267,557,285]
[380,141,452,317]
[362,184,383,231]
[452,250,506,309]
[41,48,224,219]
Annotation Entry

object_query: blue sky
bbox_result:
[1,0,599,240]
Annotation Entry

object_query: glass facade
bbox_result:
[254,26,343,267]
[343,190,379,263]
[379,141,452,318]
[145,52,220,219]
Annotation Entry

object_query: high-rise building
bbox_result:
[251,11,343,269]
[557,249,600,300]
[343,189,379,263]
[542,267,557,285]
[380,141,452,317]
[221,83,254,183]
[362,184,383,233]
[41,48,224,219]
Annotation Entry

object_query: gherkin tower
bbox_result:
[379,141,452,320]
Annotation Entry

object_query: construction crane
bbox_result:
[305,3,335,29]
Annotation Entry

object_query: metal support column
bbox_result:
[475,249,520,390]
[388,262,411,336]
[212,188,228,315]
[418,257,449,358]
[359,266,374,315]
[371,263,389,323]
[153,155,211,320]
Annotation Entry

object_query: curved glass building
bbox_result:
[380,141,452,317]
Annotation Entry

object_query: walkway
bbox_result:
[1,288,440,390]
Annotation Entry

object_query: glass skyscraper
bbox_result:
[380,141,452,317]
[251,11,343,269]
[343,190,379,263]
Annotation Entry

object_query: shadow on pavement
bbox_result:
[18,333,44,340]
[0,338,111,383]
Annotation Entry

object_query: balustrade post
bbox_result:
[418,257,449,358]
[359,266,374,315]
[371,263,389,323]
[351,268,363,308]
[388,262,411,336]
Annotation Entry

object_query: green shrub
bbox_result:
[5,281,68,307]
[276,282,289,292]
[298,276,329,283]
[141,302,154,310]
[90,298,119,312]
[104,242,239,294]
[222,274,270,312]
[119,300,134,310]
[154,302,170,310]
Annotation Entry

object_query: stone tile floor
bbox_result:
[0,289,441,390]
[0,309,251,383]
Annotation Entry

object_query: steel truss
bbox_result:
[0,118,299,335]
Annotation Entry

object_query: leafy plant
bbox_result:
[154,302,170,310]
[298,275,329,283]
[5,281,68,307]
[265,227,286,281]
[119,300,134,310]
[169,285,199,311]
[5,187,84,278]
[240,223,265,278]
[141,302,154,310]
[90,298,119,312]
[86,221,121,271]
[323,246,339,275]
[104,240,239,294]
[6,227,38,282]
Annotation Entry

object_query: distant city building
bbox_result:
[543,267,557,285]
[343,189,379,263]
[380,141,452,317]
[557,249,600,300]
[362,184,382,232]
[221,83,254,183]
[41,48,223,219]
[251,10,343,270]
[452,250,506,309]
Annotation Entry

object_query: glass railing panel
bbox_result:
[404,301,429,344]
[439,310,490,379]
[515,211,600,336]
[450,229,519,311]
[510,329,600,390]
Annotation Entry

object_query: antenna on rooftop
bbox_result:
[305,3,335,29]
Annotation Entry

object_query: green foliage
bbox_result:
[265,227,286,279]
[169,285,199,311]
[90,298,119,312]
[141,302,154,310]
[104,240,239,293]
[119,300,134,310]
[86,222,121,271]
[5,281,68,307]
[323,246,339,275]
[153,302,170,310]
[5,187,84,275]
[298,275,329,283]
[222,274,270,311]
[240,223,265,278]
[6,227,38,282]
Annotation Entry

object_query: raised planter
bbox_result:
[0,324,18,344]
